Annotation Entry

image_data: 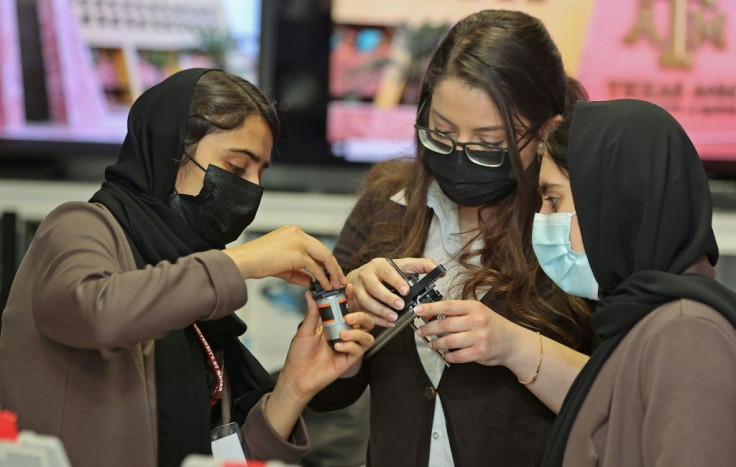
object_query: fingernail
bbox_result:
[393,300,404,310]
[400,285,409,295]
[415,327,422,336]
[414,306,423,315]
[388,312,399,322]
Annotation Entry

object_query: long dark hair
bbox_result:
[181,70,279,161]
[353,10,592,350]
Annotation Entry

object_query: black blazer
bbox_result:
[309,188,556,467]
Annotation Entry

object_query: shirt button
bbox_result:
[424,386,436,400]
[432,432,440,440]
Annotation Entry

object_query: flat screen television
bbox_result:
[2,0,735,183]
[0,0,262,163]
[325,0,736,177]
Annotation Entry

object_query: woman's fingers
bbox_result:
[440,347,476,364]
[363,269,406,310]
[339,328,374,349]
[334,340,370,359]
[373,258,412,297]
[353,284,398,327]
[228,226,345,289]
[301,255,329,287]
[393,257,438,275]
[416,315,471,337]
[304,237,344,288]
[276,268,314,287]
[345,311,375,332]
[297,292,322,335]
[414,300,473,318]
[345,256,441,328]
[425,330,474,351]
[372,257,439,306]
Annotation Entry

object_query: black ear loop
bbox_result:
[173,119,210,195]
[181,151,208,173]
[171,153,208,197]
[179,114,214,171]
[182,114,216,170]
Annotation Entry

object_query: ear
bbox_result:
[541,114,563,142]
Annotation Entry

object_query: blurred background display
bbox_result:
[0,0,261,146]
[1,0,734,181]
[325,0,736,168]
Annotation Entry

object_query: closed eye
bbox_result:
[543,196,560,210]
[432,127,455,137]
[227,162,246,176]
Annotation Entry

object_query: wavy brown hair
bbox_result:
[351,10,593,350]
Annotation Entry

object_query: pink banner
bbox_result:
[579,0,736,160]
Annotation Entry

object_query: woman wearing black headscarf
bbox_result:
[0,69,374,467]
[531,99,736,466]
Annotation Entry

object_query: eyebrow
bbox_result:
[538,182,565,195]
[228,148,271,168]
[431,109,505,132]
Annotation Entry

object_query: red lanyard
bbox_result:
[192,323,224,407]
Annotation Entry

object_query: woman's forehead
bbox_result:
[430,79,502,128]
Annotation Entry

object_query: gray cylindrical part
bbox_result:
[316,292,351,344]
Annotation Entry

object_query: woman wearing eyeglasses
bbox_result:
[309,9,595,466]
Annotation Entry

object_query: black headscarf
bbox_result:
[541,99,736,465]
[90,69,273,467]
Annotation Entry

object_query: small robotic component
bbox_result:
[365,260,449,365]
[310,280,351,347]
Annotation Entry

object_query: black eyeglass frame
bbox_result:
[414,123,509,168]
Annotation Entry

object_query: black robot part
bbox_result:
[401,264,446,308]
[310,280,344,300]
[365,263,446,360]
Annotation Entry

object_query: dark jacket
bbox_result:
[309,189,556,466]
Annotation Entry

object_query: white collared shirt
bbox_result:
[391,181,483,466]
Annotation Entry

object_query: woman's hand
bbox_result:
[347,257,437,327]
[282,292,375,400]
[223,225,344,290]
[414,299,519,366]
[415,299,591,414]
[266,292,374,439]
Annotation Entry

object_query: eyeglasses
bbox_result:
[414,124,509,168]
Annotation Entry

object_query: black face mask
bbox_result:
[170,162,263,247]
[423,148,517,206]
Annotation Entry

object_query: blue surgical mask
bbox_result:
[532,212,599,300]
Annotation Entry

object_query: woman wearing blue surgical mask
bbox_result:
[535,99,736,466]
[310,10,596,466]
[0,69,375,467]
[532,125,599,301]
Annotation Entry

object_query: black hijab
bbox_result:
[90,69,273,467]
[542,99,736,465]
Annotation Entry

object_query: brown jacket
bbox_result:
[564,299,736,466]
[0,202,307,467]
